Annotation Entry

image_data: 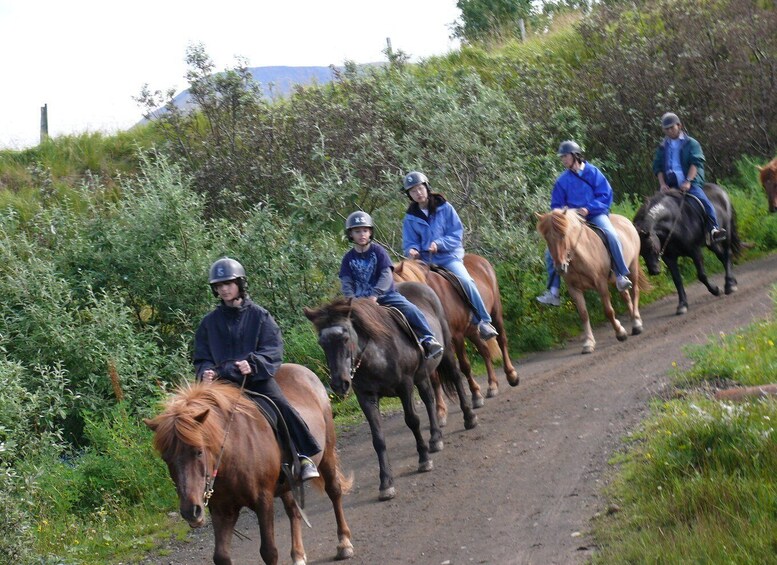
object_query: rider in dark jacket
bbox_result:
[194,257,321,481]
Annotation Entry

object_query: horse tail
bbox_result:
[636,265,653,293]
[729,206,743,258]
[486,338,502,360]
[334,451,355,494]
[435,352,463,399]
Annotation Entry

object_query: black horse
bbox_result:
[304,282,478,502]
[633,183,741,315]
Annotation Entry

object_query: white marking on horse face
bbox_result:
[648,202,667,220]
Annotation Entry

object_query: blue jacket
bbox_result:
[402,195,465,263]
[193,298,283,389]
[550,162,612,218]
[652,134,706,190]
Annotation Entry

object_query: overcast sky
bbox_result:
[0,0,461,150]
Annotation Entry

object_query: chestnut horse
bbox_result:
[145,365,354,565]
[537,209,648,354]
[305,282,477,501]
[393,254,519,418]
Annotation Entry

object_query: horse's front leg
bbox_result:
[280,489,307,565]
[356,392,395,500]
[254,492,279,565]
[664,255,689,315]
[600,283,627,342]
[568,286,596,354]
[210,508,240,565]
[319,453,355,560]
[711,242,738,295]
[691,248,720,297]
[429,370,449,427]
[470,331,500,398]
[456,332,484,408]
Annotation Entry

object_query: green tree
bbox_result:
[453,0,535,42]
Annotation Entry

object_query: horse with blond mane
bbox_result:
[393,254,519,420]
[145,364,354,565]
[536,208,648,354]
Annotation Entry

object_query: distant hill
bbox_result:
[167,65,342,112]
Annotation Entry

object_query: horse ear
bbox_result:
[144,417,158,431]
[395,262,404,274]
[194,408,210,424]
[534,212,543,220]
[303,306,317,321]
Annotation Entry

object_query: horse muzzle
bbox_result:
[330,375,352,398]
[180,501,206,528]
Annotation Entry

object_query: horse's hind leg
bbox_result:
[280,490,307,565]
[712,244,737,294]
[492,302,519,387]
[319,453,354,560]
[471,335,500,398]
[211,510,240,565]
[412,377,443,457]
[601,287,628,342]
[438,350,478,430]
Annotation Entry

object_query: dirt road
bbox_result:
[141,253,776,565]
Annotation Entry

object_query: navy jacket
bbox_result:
[193,298,283,389]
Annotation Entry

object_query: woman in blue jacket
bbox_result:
[401,171,498,341]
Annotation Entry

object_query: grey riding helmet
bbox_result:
[402,171,429,194]
[661,112,681,128]
[345,211,374,240]
[557,140,583,156]
[208,257,247,296]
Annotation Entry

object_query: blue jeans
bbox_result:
[378,291,435,341]
[687,185,720,230]
[588,214,630,278]
[428,256,492,324]
[544,248,561,291]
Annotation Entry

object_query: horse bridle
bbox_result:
[203,372,248,506]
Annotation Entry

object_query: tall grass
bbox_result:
[592,305,777,563]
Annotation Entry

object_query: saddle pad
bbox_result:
[244,391,296,475]
[428,264,476,313]
[585,222,615,272]
[383,305,424,352]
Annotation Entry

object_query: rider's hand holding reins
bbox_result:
[235,360,251,375]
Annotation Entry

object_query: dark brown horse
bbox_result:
[393,254,519,417]
[305,282,477,501]
[145,364,354,565]
[537,209,648,354]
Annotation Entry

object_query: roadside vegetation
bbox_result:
[0,0,776,562]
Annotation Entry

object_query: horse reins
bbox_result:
[203,372,248,506]
[658,190,686,258]
[346,299,368,379]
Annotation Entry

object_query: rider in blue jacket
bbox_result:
[537,141,632,305]
[339,211,444,360]
[401,171,498,341]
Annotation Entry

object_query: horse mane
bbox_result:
[306,297,394,345]
[147,381,259,458]
[393,260,429,283]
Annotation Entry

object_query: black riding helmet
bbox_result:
[402,171,429,196]
[345,211,374,241]
[208,257,247,298]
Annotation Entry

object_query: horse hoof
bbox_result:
[429,439,444,453]
[486,386,499,399]
[336,542,355,560]
[379,487,396,501]
[472,394,485,409]
[506,371,520,387]
[418,460,434,473]
[725,285,737,295]
[582,345,594,354]
[711,287,721,297]
[438,415,448,428]
[465,414,478,429]
[676,305,687,315]
[632,326,643,336]
[616,333,628,342]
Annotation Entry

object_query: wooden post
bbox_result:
[386,37,393,58]
[40,103,48,143]
[519,18,526,42]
